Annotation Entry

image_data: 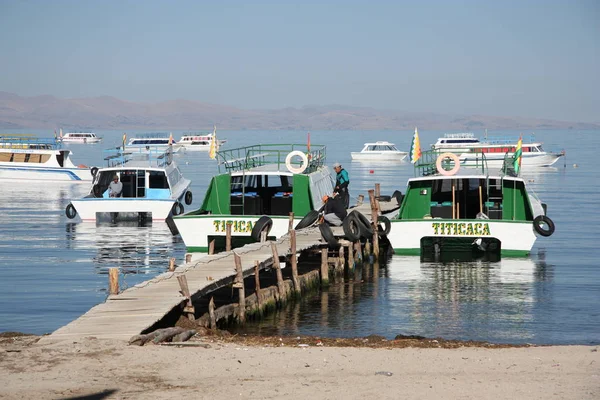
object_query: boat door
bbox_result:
[119,170,146,198]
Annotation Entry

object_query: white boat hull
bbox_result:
[72,198,180,221]
[351,152,408,161]
[386,219,538,256]
[174,215,301,252]
[0,165,93,181]
[459,152,562,168]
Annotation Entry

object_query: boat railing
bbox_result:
[413,150,488,176]
[216,144,326,173]
[102,146,174,168]
[483,134,537,145]
[0,135,59,150]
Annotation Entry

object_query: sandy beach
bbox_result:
[0,333,598,400]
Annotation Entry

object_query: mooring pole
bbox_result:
[226,222,232,252]
[320,247,329,287]
[109,268,119,295]
[233,252,245,323]
[368,189,380,260]
[290,230,300,293]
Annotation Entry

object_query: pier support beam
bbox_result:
[254,260,262,312]
[109,268,119,295]
[177,274,195,321]
[226,222,232,252]
[271,243,285,301]
[233,252,245,323]
[290,230,300,294]
[368,189,380,260]
[320,247,329,287]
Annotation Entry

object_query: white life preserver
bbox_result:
[436,152,460,176]
[285,150,309,174]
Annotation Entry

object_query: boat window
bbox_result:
[149,171,169,189]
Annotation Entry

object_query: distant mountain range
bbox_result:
[0,91,597,131]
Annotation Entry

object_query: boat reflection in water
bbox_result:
[229,252,554,345]
[65,221,185,277]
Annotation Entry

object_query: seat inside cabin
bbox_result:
[230,174,294,216]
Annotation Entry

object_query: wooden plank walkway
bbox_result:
[39,226,326,344]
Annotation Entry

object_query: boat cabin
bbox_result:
[361,141,400,152]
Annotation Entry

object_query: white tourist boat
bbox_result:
[373,150,555,257]
[431,132,563,168]
[66,146,192,222]
[58,129,102,144]
[174,133,227,152]
[171,143,334,253]
[0,135,94,182]
[350,141,408,162]
[127,133,175,151]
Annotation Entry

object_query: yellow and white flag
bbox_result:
[209,125,217,159]
[122,133,127,149]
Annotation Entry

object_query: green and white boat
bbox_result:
[172,143,333,253]
[385,151,555,257]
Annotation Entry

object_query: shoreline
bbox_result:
[1,332,598,399]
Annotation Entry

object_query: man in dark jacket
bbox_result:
[333,162,350,208]
[322,195,347,226]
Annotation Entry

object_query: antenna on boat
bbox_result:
[484,128,487,141]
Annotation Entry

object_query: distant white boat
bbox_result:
[351,141,408,162]
[0,135,94,182]
[127,134,174,151]
[174,133,226,152]
[58,130,102,144]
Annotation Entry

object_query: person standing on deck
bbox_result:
[333,162,350,208]
[109,175,123,197]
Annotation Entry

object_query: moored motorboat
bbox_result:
[127,133,175,151]
[350,141,408,162]
[432,132,563,168]
[382,150,555,257]
[66,146,192,222]
[172,143,334,253]
[0,134,95,182]
[174,133,227,152]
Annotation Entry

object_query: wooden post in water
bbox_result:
[177,274,195,321]
[208,297,216,329]
[168,257,176,272]
[270,243,285,300]
[208,239,215,255]
[320,247,329,287]
[254,260,262,311]
[290,230,300,293]
[347,242,354,273]
[225,222,232,251]
[185,253,192,263]
[357,194,365,206]
[364,240,371,258]
[375,183,380,198]
[288,212,295,232]
[355,241,363,263]
[109,268,119,295]
[368,189,380,260]
[338,245,345,275]
[260,231,267,243]
[233,252,246,323]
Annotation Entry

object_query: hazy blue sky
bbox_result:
[1,0,598,122]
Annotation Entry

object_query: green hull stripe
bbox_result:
[187,247,209,253]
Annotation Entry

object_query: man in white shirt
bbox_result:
[109,175,123,197]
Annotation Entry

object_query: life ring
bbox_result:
[90,167,98,177]
[65,203,77,219]
[285,151,309,174]
[436,153,460,176]
[184,191,193,205]
[533,215,555,237]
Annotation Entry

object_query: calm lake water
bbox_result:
[0,129,598,345]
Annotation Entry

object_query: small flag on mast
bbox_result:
[122,133,127,150]
[168,132,173,146]
[409,127,422,164]
[513,135,523,175]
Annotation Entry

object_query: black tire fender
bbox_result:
[171,202,184,216]
[533,215,555,237]
[342,213,362,241]
[251,216,273,241]
[352,210,373,238]
[90,166,98,177]
[377,215,391,236]
[184,191,193,205]
[65,203,77,219]
[319,223,338,247]
[165,216,179,236]
[295,210,319,230]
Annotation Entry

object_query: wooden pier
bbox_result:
[39,189,396,345]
